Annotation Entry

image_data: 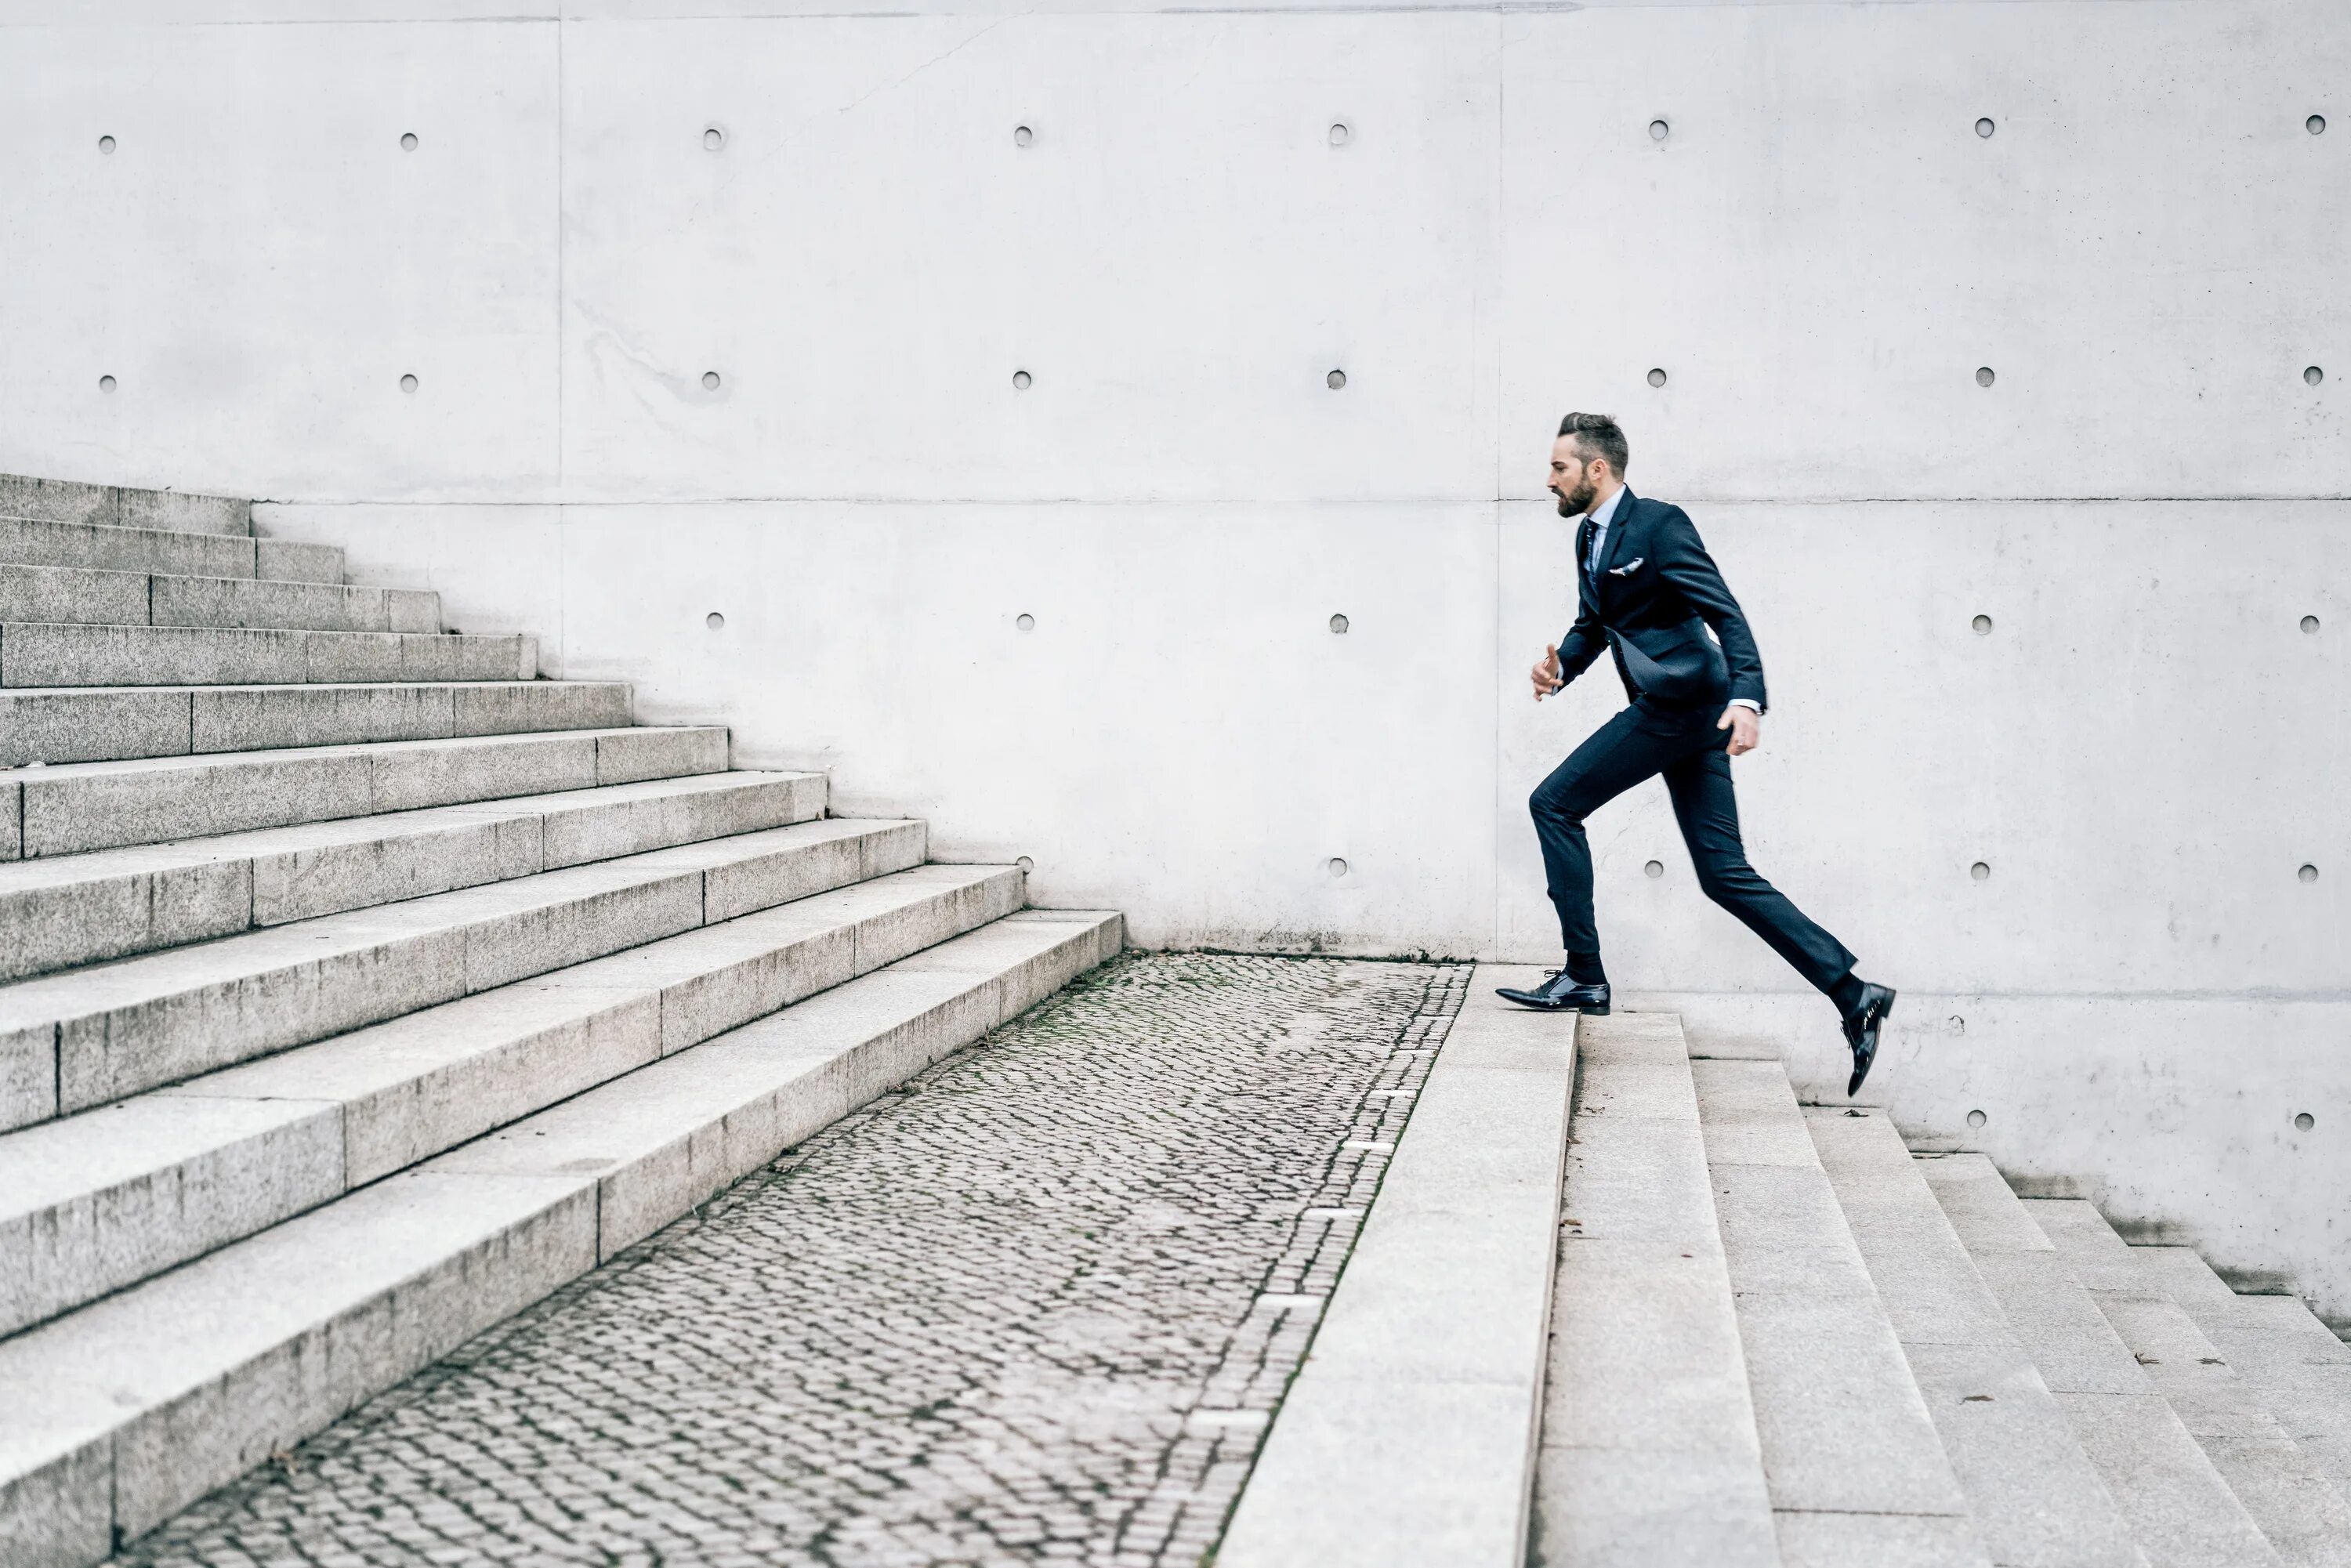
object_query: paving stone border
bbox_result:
[118,951,1469,1568]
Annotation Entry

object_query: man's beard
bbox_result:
[1553,480,1597,517]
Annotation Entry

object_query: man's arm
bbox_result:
[1555,598,1607,686]
[1653,506,1767,712]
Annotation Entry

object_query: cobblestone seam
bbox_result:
[118,953,1469,1568]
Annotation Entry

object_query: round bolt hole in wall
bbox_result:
[1976,366,1996,387]
[1648,368,1668,388]
[1976,117,1996,138]
[1643,860,1665,878]
[2299,864,2319,883]
[2310,114,2327,135]
[1017,856,1035,875]
[1967,1109,1988,1128]
[1971,861,1991,882]
[98,135,116,154]
[1329,123,1349,147]
[1328,614,1349,634]
[1012,370,1032,390]
[2307,366,2326,386]
[702,371,722,390]
[2296,1113,2317,1132]
[400,132,418,151]
[98,375,116,393]
[2302,615,2321,634]
[705,612,725,631]
[1972,614,1994,635]
[1328,857,1349,878]
[1013,125,1034,147]
[1649,119,1669,143]
[1327,369,1347,389]
[704,127,724,150]
[1016,613,1035,632]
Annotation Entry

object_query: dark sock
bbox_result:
[1564,951,1608,986]
[1829,972,1868,1017]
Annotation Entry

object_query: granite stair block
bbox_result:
[0,820,933,1130]
[10,726,730,859]
[0,770,828,982]
[1691,1058,1989,1566]
[1922,1154,2284,1568]
[0,911,1119,1568]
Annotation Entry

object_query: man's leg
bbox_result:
[1527,705,1683,974]
[1660,736,1861,1001]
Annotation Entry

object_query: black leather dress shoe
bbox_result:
[1841,982,1896,1095]
[1496,971,1610,1014]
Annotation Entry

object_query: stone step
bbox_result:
[0,474,251,537]
[0,857,1034,1341]
[0,907,1121,1568]
[1528,1011,1777,1568]
[1806,1109,2146,1568]
[1922,1153,2284,1568]
[1221,968,1574,1568]
[0,563,438,634]
[4,725,727,861]
[0,622,531,688]
[1690,1056,1989,1565]
[2028,1200,2351,1567]
[0,817,935,1132]
[0,770,827,984]
[0,678,632,767]
[0,513,337,582]
[2133,1248,2351,1513]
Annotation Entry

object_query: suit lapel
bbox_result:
[1594,489,1636,583]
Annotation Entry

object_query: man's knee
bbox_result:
[1530,784,1588,827]
[1694,855,1763,906]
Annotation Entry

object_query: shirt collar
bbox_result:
[1585,484,1627,531]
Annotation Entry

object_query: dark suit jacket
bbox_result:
[1556,489,1767,712]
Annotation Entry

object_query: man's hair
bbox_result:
[1557,412,1630,476]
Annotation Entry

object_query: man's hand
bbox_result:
[1718,704,1760,755]
[1531,645,1564,701]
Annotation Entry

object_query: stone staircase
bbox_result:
[0,475,1124,1568]
[1536,1011,2351,1568]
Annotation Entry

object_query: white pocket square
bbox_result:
[1606,557,1645,577]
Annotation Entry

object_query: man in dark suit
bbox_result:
[1497,412,1895,1095]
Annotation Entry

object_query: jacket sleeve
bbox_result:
[1556,596,1607,686]
[1654,506,1768,711]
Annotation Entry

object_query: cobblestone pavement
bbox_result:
[122,952,1470,1568]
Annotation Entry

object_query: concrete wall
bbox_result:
[3,1,2346,1313]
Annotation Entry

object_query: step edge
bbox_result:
[0,852,1013,1339]
[0,910,1120,1566]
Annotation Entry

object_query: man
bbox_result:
[1498,413,1895,1095]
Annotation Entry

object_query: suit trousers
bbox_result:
[1529,697,1858,996]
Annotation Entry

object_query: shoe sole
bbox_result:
[1493,991,1610,1016]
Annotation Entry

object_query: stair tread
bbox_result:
[0,770,817,893]
[0,563,437,633]
[1921,1154,2285,1568]
[0,770,827,984]
[0,819,939,1124]
[0,861,1027,1338]
[2030,1198,2351,1566]
[1531,1010,1777,1568]
[1690,1057,1985,1558]
[0,678,634,768]
[0,622,528,686]
[0,474,251,537]
[0,512,336,582]
[0,908,1120,1559]
[1805,1110,2145,1568]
